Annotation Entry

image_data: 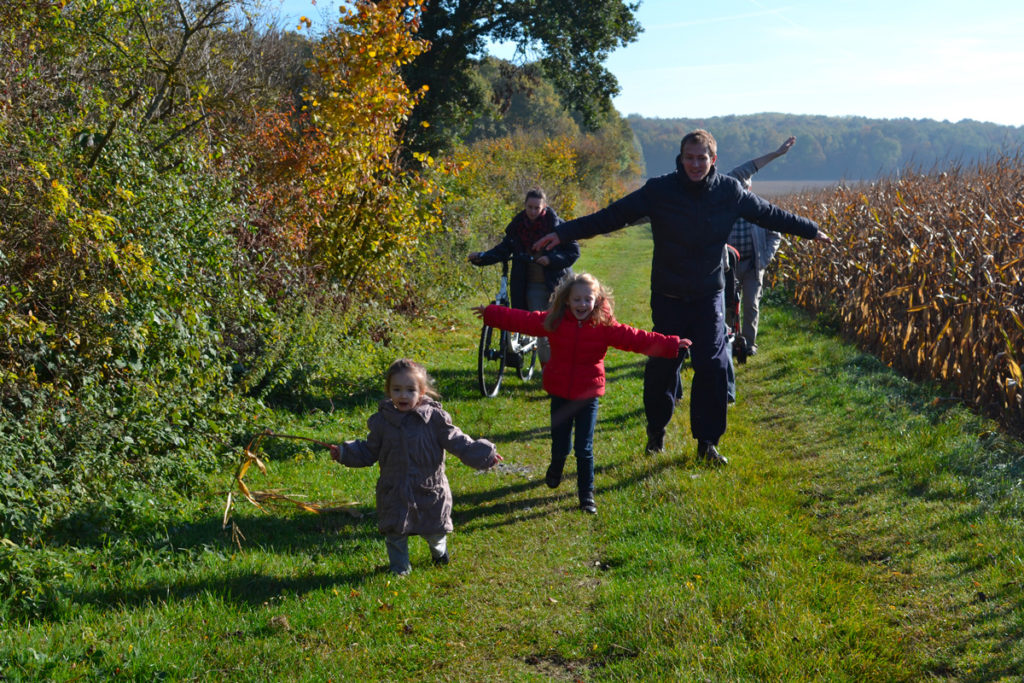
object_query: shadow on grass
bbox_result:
[262,376,383,416]
[912,534,1024,680]
[595,405,646,428]
[483,423,551,444]
[65,513,384,612]
[433,366,547,403]
[47,496,378,554]
[434,356,647,405]
[760,302,1024,678]
[259,363,548,417]
[604,359,647,383]
[454,455,684,532]
[480,404,647,444]
[258,353,650,423]
[72,567,372,612]
[212,511,379,552]
[958,581,1024,681]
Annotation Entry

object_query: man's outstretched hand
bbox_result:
[533,232,561,252]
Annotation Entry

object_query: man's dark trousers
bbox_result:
[643,290,730,445]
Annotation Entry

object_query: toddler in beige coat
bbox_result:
[329,359,502,575]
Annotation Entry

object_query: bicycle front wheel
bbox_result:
[478,323,507,397]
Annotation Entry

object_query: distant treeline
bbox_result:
[628,113,1024,180]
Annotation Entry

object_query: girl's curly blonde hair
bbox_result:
[543,272,616,332]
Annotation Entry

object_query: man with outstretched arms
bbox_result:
[534,129,831,466]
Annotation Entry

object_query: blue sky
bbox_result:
[275,0,1024,126]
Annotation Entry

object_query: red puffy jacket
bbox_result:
[483,305,683,400]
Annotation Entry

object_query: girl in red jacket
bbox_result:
[473,273,690,514]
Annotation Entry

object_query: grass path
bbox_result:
[3,228,1023,681]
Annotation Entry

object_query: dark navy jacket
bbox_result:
[556,158,819,301]
[476,207,580,310]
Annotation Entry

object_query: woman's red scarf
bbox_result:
[516,208,548,253]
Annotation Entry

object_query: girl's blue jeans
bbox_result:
[549,395,599,501]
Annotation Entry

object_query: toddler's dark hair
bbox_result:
[384,359,440,399]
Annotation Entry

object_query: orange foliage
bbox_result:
[233,0,445,301]
[302,0,444,299]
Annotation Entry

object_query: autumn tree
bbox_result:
[287,0,446,304]
[462,57,580,143]
[0,0,326,546]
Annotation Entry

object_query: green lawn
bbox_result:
[4,227,1023,681]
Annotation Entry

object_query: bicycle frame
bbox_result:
[497,261,538,356]
[477,259,538,396]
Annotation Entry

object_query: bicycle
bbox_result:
[477,259,538,397]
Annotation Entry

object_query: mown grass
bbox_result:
[3,228,1023,681]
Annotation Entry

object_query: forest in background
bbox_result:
[629,112,1024,180]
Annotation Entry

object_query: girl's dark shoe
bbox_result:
[580,496,597,515]
[432,551,450,566]
[545,464,562,488]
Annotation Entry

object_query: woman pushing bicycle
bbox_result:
[468,188,580,365]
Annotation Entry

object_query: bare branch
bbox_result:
[85,112,122,170]
[153,111,215,152]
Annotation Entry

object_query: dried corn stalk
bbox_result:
[772,153,1023,430]
[222,431,363,534]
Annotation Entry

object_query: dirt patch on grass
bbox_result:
[524,653,590,681]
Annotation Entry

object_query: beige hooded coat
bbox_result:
[338,398,498,536]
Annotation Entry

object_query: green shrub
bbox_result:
[0,543,71,621]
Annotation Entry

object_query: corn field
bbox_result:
[773,152,1024,431]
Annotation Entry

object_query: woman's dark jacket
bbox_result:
[555,158,819,302]
[475,207,580,310]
